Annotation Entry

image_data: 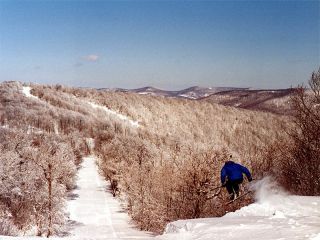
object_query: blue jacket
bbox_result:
[221,161,252,184]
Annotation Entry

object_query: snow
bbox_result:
[22,86,39,100]
[9,86,320,240]
[22,86,139,131]
[65,155,152,239]
[0,156,153,239]
[1,165,318,239]
[157,178,320,240]
[26,125,43,135]
[178,94,197,99]
[85,138,95,151]
[88,102,140,128]
[54,122,59,135]
[138,92,155,95]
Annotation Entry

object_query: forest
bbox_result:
[0,68,319,236]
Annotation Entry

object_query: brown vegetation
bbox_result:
[1,76,305,235]
[46,83,290,232]
[253,68,320,195]
[204,88,296,115]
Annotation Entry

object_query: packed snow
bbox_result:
[156,177,320,240]
[66,155,152,239]
[88,102,140,128]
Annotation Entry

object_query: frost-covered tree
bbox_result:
[286,68,320,195]
[0,129,77,236]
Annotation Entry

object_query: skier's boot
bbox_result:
[235,190,240,199]
[229,194,235,200]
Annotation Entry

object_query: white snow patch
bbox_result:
[88,101,140,127]
[26,125,43,135]
[157,177,320,240]
[54,122,59,135]
[178,94,197,99]
[85,138,95,152]
[22,86,39,100]
[310,233,320,240]
[138,92,156,95]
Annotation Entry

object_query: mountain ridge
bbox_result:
[97,85,296,115]
[98,86,250,99]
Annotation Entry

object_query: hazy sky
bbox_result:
[0,0,319,90]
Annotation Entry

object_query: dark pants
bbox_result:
[226,179,243,196]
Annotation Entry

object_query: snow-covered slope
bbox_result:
[22,85,140,128]
[88,102,140,127]
[66,156,151,239]
[157,178,320,240]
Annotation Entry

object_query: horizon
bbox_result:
[0,0,319,90]
[4,80,299,92]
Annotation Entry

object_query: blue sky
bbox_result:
[0,0,319,89]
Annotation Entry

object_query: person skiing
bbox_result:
[221,155,252,200]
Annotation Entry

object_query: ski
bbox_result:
[225,190,252,205]
[206,187,221,199]
[200,185,222,194]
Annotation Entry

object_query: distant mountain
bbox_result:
[202,88,296,115]
[98,86,298,115]
[100,86,248,99]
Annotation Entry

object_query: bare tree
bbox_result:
[286,68,320,195]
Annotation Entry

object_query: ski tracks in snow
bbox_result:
[67,156,152,239]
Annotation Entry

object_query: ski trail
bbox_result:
[67,156,153,239]
[88,101,140,128]
[95,160,118,239]
[22,86,140,128]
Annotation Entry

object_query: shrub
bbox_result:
[284,68,320,195]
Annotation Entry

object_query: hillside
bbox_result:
[157,178,320,240]
[104,86,297,115]
[202,88,296,115]
[107,86,248,99]
[0,81,294,236]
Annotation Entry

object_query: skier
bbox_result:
[221,155,252,200]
